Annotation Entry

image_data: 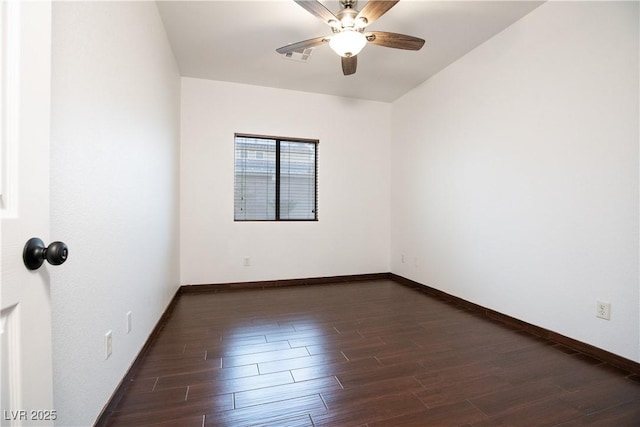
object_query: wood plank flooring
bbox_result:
[101,280,640,426]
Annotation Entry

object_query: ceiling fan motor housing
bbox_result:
[335,7,361,32]
[340,0,357,9]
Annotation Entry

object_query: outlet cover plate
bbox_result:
[126,311,132,334]
[596,301,611,320]
[105,330,113,359]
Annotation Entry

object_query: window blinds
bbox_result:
[234,135,317,221]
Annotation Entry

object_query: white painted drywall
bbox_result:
[49,2,181,425]
[391,1,639,361]
[180,78,391,284]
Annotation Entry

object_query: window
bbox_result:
[234,134,318,221]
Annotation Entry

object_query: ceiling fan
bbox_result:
[276,0,425,76]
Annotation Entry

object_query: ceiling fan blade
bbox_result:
[294,0,339,26]
[276,36,330,54]
[342,55,357,76]
[356,1,399,26]
[366,31,425,50]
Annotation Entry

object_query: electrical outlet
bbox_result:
[401,254,405,263]
[126,311,132,334]
[243,257,251,267]
[414,257,418,267]
[596,301,611,320]
[105,330,113,359]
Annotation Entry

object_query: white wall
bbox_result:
[391,1,639,361]
[180,78,391,284]
[50,2,181,426]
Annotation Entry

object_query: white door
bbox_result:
[1,1,55,426]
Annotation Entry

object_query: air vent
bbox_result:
[282,48,313,62]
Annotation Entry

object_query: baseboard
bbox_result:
[180,272,393,293]
[389,273,640,376]
[93,286,182,427]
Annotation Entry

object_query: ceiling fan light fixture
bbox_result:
[279,0,425,75]
[329,30,367,57]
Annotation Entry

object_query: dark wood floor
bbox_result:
[101,280,640,426]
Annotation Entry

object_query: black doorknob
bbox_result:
[23,238,69,271]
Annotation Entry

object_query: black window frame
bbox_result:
[234,133,318,222]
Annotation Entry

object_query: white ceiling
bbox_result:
[157,1,544,102]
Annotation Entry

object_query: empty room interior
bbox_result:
[3,0,640,426]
